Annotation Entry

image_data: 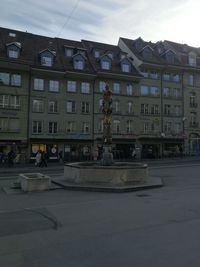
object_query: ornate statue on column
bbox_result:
[101,84,113,165]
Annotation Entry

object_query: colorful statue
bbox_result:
[102,84,112,145]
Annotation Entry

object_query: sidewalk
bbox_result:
[0,156,200,174]
[0,161,64,174]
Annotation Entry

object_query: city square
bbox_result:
[1,158,200,266]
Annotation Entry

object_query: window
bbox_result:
[67,81,76,92]
[140,69,148,78]
[94,50,100,58]
[49,122,58,134]
[9,118,20,132]
[99,99,103,110]
[140,85,149,95]
[11,74,21,86]
[0,118,8,131]
[143,122,149,133]
[81,82,90,94]
[126,84,133,95]
[98,119,104,133]
[173,88,181,98]
[81,102,90,113]
[166,51,175,63]
[189,54,196,66]
[122,63,130,72]
[142,47,152,59]
[32,100,44,113]
[49,80,59,92]
[174,105,181,116]
[150,86,159,96]
[113,100,120,113]
[150,71,158,79]
[32,121,42,134]
[163,72,170,81]
[34,78,44,91]
[82,122,89,133]
[151,104,159,114]
[164,104,171,115]
[128,102,133,114]
[0,73,9,85]
[163,87,170,97]
[141,104,148,114]
[188,74,194,86]
[66,101,75,113]
[113,83,120,94]
[66,121,75,133]
[65,48,73,57]
[113,120,120,134]
[99,81,106,92]
[126,120,133,133]
[190,93,197,107]
[101,60,110,70]
[8,48,19,58]
[10,96,20,109]
[74,59,84,70]
[48,100,58,113]
[175,123,181,134]
[173,74,180,82]
[41,56,53,67]
[164,122,172,132]
[0,95,20,109]
[190,112,197,125]
[0,95,9,108]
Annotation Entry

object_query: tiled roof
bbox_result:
[82,39,141,77]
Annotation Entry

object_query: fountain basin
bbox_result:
[19,173,51,192]
[64,162,148,186]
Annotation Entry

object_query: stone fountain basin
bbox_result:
[19,173,51,192]
[64,162,148,186]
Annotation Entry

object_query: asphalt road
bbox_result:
[1,161,200,266]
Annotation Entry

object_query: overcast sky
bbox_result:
[1,0,199,46]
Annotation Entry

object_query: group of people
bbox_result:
[0,150,16,167]
[35,150,48,167]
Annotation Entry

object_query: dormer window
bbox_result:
[94,50,100,58]
[73,54,85,70]
[41,56,53,66]
[142,47,153,60]
[188,52,196,66]
[74,59,84,70]
[102,60,110,70]
[165,50,175,63]
[7,43,21,59]
[40,50,54,67]
[65,47,73,57]
[121,58,131,72]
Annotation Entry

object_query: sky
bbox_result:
[1,0,200,47]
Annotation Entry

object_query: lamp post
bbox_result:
[182,117,186,155]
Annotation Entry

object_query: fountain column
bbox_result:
[101,84,114,166]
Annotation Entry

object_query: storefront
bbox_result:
[30,143,58,161]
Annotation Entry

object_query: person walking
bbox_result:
[39,151,48,167]
[35,150,42,166]
[7,150,16,167]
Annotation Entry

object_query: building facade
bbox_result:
[0,27,200,161]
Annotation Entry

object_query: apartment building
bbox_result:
[0,26,200,161]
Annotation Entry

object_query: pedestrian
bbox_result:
[35,150,41,166]
[59,150,63,162]
[39,151,48,167]
[132,148,136,159]
[7,150,16,167]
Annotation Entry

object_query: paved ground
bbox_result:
[1,158,200,266]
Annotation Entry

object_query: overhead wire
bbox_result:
[57,0,81,37]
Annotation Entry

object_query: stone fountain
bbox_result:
[63,85,162,192]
